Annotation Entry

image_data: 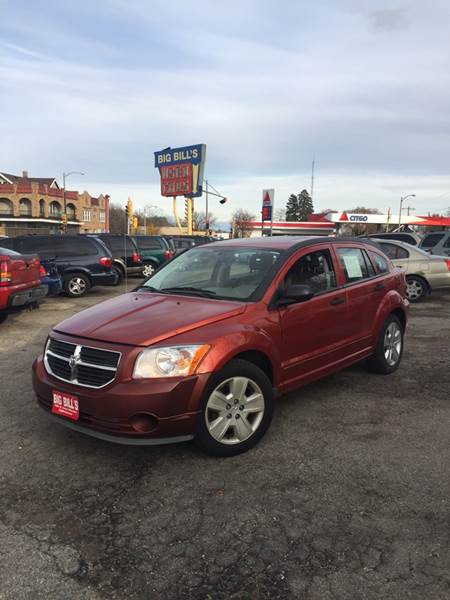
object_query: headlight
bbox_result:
[133,344,210,379]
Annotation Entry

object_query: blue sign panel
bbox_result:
[154,144,206,197]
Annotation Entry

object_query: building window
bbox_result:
[99,210,105,223]
[39,199,46,217]
[66,203,76,220]
[0,198,13,215]
[19,198,32,216]
[49,201,62,217]
[83,208,91,222]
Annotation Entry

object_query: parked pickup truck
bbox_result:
[0,247,47,323]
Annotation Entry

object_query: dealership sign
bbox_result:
[154,144,206,197]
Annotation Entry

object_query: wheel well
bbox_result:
[406,273,430,291]
[231,350,273,383]
[391,308,406,331]
[112,261,125,274]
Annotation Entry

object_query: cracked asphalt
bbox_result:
[0,284,449,599]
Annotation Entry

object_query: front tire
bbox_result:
[195,359,274,457]
[64,273,90,298]
[405,275,427,302]
[367,314,403,374]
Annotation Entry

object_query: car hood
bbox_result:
[54,291,246,347]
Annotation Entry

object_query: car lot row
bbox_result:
[0,233,215,323]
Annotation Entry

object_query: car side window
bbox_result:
[421,234,445,248]
[444,236,450,248]
[368,251,389,274]
[283,249,337,294]
[337,247,374,283]
[379,242,397,260]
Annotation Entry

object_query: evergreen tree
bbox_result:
[298,189,314,221]
[285,194,299,221]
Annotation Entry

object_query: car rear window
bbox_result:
[421,233,445,248]
[135,237,163,250]
[379,242,409,260]
[100,235,137,254]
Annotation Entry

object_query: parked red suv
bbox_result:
[33,237,408,455]
[0,247,47,324]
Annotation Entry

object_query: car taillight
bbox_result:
[132,252,141,264]
[164,250,173,260]
[39,265,49,277]
[99,256,112,268]
[445,259,450,272]
[0,257,11,286]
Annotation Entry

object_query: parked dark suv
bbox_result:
[131,236,173,277]
[0,235,115,297]
[419,231,450,256]
[89,234,143,284]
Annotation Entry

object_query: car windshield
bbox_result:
[139,246,281,301]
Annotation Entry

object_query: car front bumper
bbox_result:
[32,355,210,445]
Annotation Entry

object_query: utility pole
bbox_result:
[62,170,84,233]
[205,180,209,234]
[406,205,415,216]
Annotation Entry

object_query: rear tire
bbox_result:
[142,261,158,278]
[111,265,124,286]
[367,314,403,374]
[64,273,91,298]
[195,359,274,457]
[0,313,8,324]
[405,275,427,302]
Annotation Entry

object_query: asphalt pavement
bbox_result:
[0,283,449,599]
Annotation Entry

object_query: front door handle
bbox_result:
[330,296,345,306]
[374,282,385,291]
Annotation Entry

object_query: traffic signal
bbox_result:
[125,204,129,218]
[132,216,138,229]
[127,197,133,216]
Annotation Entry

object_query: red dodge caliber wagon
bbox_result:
[33,237,408,456]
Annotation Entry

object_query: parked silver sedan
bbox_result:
[370,239,450,302]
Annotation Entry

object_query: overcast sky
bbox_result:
[1,0,450,220]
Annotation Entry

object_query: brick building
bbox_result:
[0,171,110,236]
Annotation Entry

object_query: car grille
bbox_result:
[45,338,121,389]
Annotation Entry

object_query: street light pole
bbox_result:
[205,180,209,234]
[62,170,84,232]
[398,193,415,227]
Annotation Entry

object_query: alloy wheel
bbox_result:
[205,376,265,445]
[142,264,155,277]
[406,279,423,301]
[68,277,87,296]
[383,322,402,366]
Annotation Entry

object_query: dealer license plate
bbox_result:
[52,390,79,421]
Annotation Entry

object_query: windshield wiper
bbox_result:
[136,285,165,293]
[161,286,217,298]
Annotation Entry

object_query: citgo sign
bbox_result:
[154,144,206,198]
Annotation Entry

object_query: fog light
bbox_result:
[129,413,158,433]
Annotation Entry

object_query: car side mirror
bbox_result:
[276,284,314,307]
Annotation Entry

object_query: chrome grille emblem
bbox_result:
[69,346,82,380]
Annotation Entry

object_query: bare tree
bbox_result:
[192,211,217,231]
[108,203,127,234]
[231,209,255,238]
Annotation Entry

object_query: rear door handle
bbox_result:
[330,296,345,306]
[374,282,385,291]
